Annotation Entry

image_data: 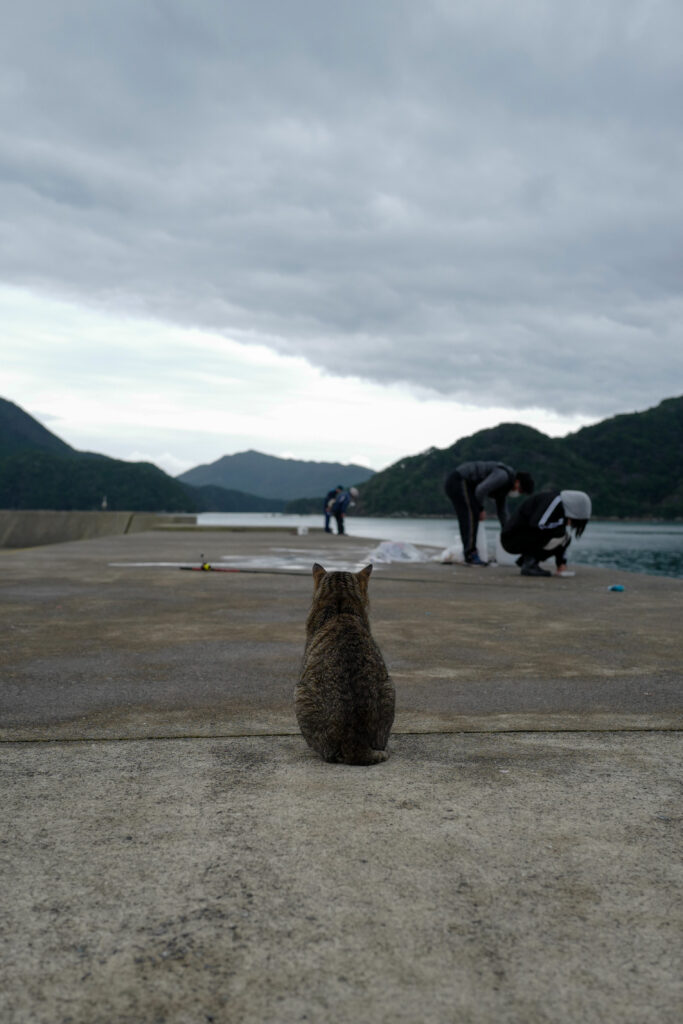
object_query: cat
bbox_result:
[295,562,395,765]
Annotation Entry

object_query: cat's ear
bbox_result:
[358,564,373,580]
[312,563,326,588]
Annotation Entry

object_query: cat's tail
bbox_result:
[340,744,389,766]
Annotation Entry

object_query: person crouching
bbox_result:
[500,490,592,577]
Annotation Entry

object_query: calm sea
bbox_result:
[196,513,683,580]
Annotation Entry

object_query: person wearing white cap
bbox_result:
[500,489,592,577]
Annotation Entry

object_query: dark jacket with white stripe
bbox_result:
[501,491,569,565]
[514,491,566,533]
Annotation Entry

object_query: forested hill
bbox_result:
[3,394,681,516]
[0,397,75,460]
[356,396,683,519]
[177,449,375,500]
[0,398,284,512]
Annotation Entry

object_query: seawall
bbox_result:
[0,510,196,549]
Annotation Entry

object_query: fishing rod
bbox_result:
[177,555,443,583]
[179,555,307,577]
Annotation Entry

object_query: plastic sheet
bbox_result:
[368,540,429,564]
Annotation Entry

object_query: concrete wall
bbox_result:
[0,511,196,549]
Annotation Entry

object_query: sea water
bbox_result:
[196,513,683,579]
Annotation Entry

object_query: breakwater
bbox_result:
[0,510,196,549]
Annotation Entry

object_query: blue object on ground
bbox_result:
[608,584,625,592]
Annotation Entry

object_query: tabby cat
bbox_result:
[295,563,395,765]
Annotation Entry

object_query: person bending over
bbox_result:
[323,486,342,533]
[330,486,359,535]
[444,461,535,566]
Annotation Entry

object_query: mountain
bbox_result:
[0,398,281,513]
[177,449,375,501]
[560,396,683,517]
[0,397,75,460]
[356,397,683,519]
[0,449,195,512]
[188,484,284,513]
[4,394,681,517]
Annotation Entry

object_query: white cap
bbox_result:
[560,490,592,520]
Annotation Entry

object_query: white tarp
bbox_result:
[368,540,431,564]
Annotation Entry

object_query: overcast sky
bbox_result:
[2,1,682,474]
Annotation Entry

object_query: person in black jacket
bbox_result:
[500,489,592,576]
[444,461,535,565]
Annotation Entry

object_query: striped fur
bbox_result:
[295,563,395,765]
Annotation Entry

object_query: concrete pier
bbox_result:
[1,528,681,1023]
[0,509,198,549]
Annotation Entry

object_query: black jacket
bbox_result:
[502,490,567,542]
[500,491,570,565]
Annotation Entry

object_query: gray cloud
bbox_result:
[2,0,682,417]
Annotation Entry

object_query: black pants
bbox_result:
[444,471,480,558]
[333,512,344,535]
[501,522,570,566]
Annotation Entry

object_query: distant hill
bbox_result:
[0,398,283,512]
[0,397,75,460]
[0,449,195,512]
[188,484,284,513]
[4,394,681,517]
[356,396,683,519]
[177,449,375,501]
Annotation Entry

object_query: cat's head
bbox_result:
[310,563,373,613]
[312,562,372,590]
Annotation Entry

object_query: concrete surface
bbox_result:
[1,528,681,740]
[1,528,682,1023]
[0,510,196,549]
[3,733,681,1024]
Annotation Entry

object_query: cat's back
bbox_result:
[295,563,395,766]
[302,611,387,685]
